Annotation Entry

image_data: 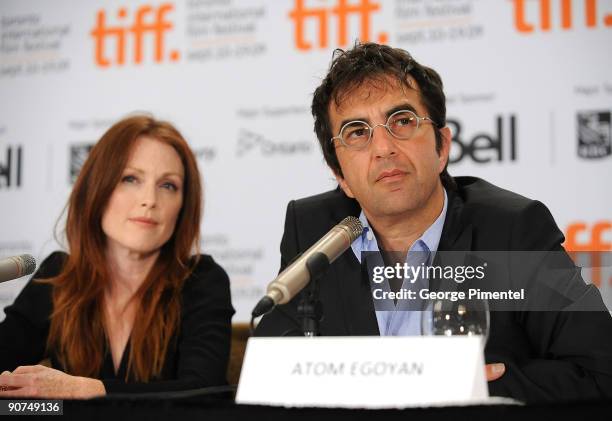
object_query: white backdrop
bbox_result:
[1,0,611,321]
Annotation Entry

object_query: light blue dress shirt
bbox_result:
[350,190,448,336]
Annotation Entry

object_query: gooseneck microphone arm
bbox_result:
[251,216,363,319]
[298,252,329,337]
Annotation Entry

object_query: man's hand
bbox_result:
[0,365,106,399]
[486,363,506,381]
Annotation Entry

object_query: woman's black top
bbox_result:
[0,251,235,394]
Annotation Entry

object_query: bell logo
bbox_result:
[565,221,612,287]
[288,0,387,51]
[511,0,612,33]
[90,3,180,67]
[447,115,518,165]
[0,145,22,189]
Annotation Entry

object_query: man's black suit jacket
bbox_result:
[255,176,612,403]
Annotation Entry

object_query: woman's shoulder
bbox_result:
[181,254,233,309]
[34,251,69,279]
[183,254,229,289]
[188,254,228,277]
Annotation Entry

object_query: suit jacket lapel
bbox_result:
[438,188,472,252]
[329,187,476,335]
[334,252,380,335]
[432,189,473,292]
[329,189,379,336]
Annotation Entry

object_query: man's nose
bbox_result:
[370,124,398,159]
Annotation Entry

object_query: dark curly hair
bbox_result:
[312,42,455,191]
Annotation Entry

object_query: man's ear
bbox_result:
[334,171,355,198]
[438,126,452,173]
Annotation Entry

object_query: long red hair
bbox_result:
[46,115,202,382]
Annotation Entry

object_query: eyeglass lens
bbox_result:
[340,110,419,148]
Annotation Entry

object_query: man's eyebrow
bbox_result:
[336,103,420,130]
[337,116,369,130]
[386,103,418,117]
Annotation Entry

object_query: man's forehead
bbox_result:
[331,74,421,115]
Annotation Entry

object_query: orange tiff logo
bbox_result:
[90,3,179,67]
[565,221,611,287]
[288,0,388,51]
[511,0,612,33]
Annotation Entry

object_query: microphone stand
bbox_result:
[298,252,329,337]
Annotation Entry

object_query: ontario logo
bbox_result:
[90,3,180,67]
[288,0,387,51]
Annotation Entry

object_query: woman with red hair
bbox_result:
[0,115,234,398]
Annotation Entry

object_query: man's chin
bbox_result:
[366,199,420,218]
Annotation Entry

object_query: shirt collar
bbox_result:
[351,189,448,262]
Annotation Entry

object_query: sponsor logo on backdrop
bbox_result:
[0,145,22,189]
[90,3,179,67]
[288,0,387,51]
[577,111,611,159]
[194,147,217,162]
[236,129,312,157]
[0,241,33,258]
[184,2,266,62]
[447,115,517,165]
[393,0,484,45]
[69,143,94,184]
[201,234,265,304]
[0,15,70,78]
[511,0,612,33]
[565,221,612,287]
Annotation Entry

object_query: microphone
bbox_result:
[252,216,363,318]
[0,254,37,283]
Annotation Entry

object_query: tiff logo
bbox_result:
[565,221,612,287]
[0,145,22,189]
[90,3,179,67]
[288,0,387,51]
[511,0,612,33]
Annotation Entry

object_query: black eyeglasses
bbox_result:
[330,109,436,150]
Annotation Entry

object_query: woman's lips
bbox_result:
[129,217,158,227]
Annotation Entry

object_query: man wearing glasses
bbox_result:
[255,42,612,402]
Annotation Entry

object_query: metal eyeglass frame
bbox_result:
[330,109,436,149]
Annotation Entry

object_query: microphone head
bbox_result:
[16,254,37,277]
[338,216,364,242]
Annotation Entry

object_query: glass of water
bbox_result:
[421,298,490,344]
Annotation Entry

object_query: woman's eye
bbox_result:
[161,182,178,191]
[122,175,137,183]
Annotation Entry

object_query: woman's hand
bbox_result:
[0,365,106,399]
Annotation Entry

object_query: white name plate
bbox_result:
[236,336,488,409]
